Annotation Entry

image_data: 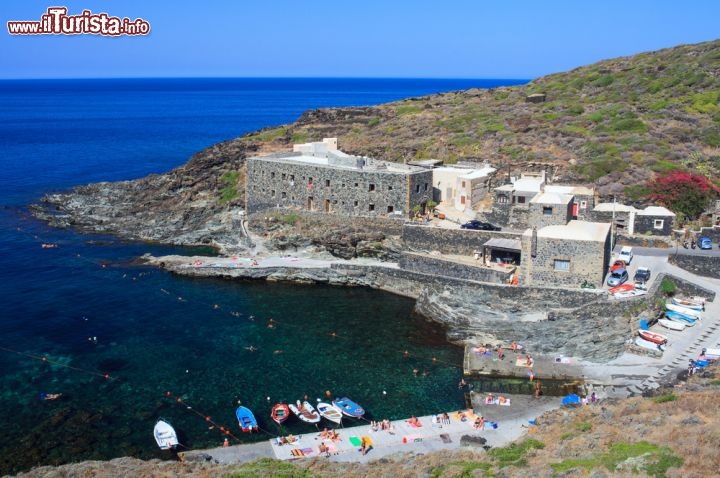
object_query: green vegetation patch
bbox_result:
[219,171,240,203]
[551,441,683,478]
[290,131,309,144]
[246,127,287,142]
[660,278,676,296]
[576,421,592,432]
[487,438,545,468]
[575,156,626,182]
[279,213,301,226]
[432,461,493,478]
[652,393,677,404]
[396,104,424,116]
[367,116,381,127]
[225,458,312,478]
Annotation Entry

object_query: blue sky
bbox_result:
[2,1,719,79]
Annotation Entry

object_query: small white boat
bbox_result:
[316,401,343,425]
[671,297,705,310]
[665,302,703,319]
[702,347,720,358]
[634,336,664,352]
[153,419,179,450]
[613,289,647,299]
[289,400,321,424]
[657,318,685,331]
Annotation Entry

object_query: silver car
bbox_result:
[607,268,629,287]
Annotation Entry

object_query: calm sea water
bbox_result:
[0,77,526,474]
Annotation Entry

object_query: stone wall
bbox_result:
[246,157,433,217]
[398,252,513,284]
[521,233,610,288]
[634,214,674,236]
[668,255,720,281]
[401,224,523,255]
[573,193,595,221]
[248,210,405,236]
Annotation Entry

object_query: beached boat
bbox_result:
[271,403,290,425]
[236,405,258,433]
[613,288,647,299]
[153,419,179,450]
[332,396,365,418]
[701,347,720,359]
[665,302,703,318]
[634,336,664,352]
[316,401,343,424]
[289,400,321,424]
[638,329,668,345]
[657,318,686,331]
[671,297,705,311]
[664,310,697,326]
[608,283,635,295]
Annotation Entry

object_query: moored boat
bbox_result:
[153,419,179,450]
[289,400,321,424]
[657,318,686,331]
[671,297,705,311]
[665,302,703,318]
[236,405,258,433]
[608,283,635,295]
[664,310,697,326]
[332,396,365,418]
[271,403,290,425]
[316,401,343,424]
[634,336,664,352]
[638,329,668,345]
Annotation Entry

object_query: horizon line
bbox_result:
[0,75,533,82]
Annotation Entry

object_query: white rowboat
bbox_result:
[316,401,343,425]
[153,419,179,450]
[657,318,686,331]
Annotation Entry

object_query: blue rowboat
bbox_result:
[332,396,365,418]
[236,405,258,433]
[671,297,704,311]
[664,310,696,326]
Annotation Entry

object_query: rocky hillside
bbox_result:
[243,39,720,200]
[14,363,720,478]
[33,39,720,249]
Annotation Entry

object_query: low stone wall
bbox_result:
[398,252,513,284]
[616,234,672,249]
[248,209,405,236]
[402,224,523,255]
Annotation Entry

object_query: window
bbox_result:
[271,189,276,197]
[388,185,393,190]
[325,179,330,187]
[354,200,358,207]
[554,259,570,271]
[461,181,466,188]
[416,185,420,193]
[369,183,375,192]
[654,219,664,229]
[281,173,286,180]
[543,206,553,215]
[369,204,375,211]
[580,200,587,209]
[424,183,428,191]
[517,196,526,204]
[387,205,394,213]
[354,182,359,187]
[497,194,508,204]
[281,191,287,199]
[290,174,294,181]
[308,177,313,185]
[271,172,275,179]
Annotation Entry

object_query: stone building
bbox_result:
[432,164,496,212]
[634,206,675,236]
[245,140,433,217]
[520,221,612,287]
[528,191,573,229]
[543,185,595,221]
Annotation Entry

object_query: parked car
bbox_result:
[607,268,629,287]
[617,246,633,264]
[610,260,626,272]
[699,236,712,250]
[460,220,501,231]
[634,266,651,283]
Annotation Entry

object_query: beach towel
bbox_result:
[349,436,361,447]
[301,447,313,455]
[290,448,304,457]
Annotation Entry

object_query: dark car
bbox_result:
[460,220,501,231]
[699,236,712,250]
[634,266,651,283]
[607,268,629,287]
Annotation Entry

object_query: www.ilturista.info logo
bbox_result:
[7,7,150,36]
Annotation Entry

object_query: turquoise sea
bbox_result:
[0,77,527,474]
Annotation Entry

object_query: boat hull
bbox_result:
[316,401,343,424]
[639,330,668,344]
[154,419,179,450]
[635,336,664,352]
[671,297,704,310]
[665,302,703,318]
[289,400,321,424]
[658,318,685,331]
[236,406,258,433]
[664,310,697,326]
[271,403,290,425]
[332,397,365,418]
